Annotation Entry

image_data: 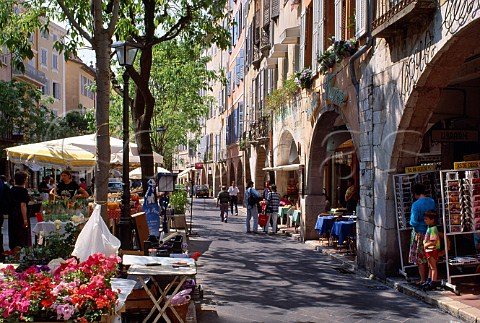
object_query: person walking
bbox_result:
[244,181,261,233]
[216,186,231,223]
[408,183,435,285]
[228,181,239,216]
[265,184,281,234]
[8,171,31,251]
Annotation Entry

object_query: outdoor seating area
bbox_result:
[315,210,357,254]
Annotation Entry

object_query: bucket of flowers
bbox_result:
[0,253,120,322]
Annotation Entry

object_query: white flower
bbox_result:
[54,219,62,231]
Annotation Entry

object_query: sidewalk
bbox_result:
[304,239,480,322]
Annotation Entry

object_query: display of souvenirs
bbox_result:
[442,169,480,233]
[393,171,442,229]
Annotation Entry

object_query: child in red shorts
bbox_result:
[423,210,440,290]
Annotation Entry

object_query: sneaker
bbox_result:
[224,219,228,223]
[246,231,251,233]
[235,213,238,216]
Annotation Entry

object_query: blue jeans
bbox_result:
[246,206,258,232]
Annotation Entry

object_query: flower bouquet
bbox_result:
[0,253,120,322]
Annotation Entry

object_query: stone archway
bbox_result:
[237,160,244,201]
[229,160,235,187]
[304,110,341,239]
[365,19,480,277]
[254,146,267,191]
[214,164,221,197]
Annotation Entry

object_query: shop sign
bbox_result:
[453,161,480,170]
[194,162,204,169]
[405,165,436,173]
[431,130,478,142]
[321,73,348,108]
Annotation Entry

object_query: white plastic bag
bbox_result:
[72,204,121,262]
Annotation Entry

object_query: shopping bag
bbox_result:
[258,213,269,227]
[72,204,121,262]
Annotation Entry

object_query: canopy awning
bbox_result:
[129,166,170,179]
[177,167,195,178]
[263,163,304,172]
[5,134,163,171]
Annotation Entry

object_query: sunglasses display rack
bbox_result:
[393,171,442,278]
[439,169,480,292]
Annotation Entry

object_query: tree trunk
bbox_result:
[92,2,113,223]
[132,45,155,194]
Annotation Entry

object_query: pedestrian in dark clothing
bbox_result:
[217,186,230,223]
[265,184,281,234]
[8,171,31,251]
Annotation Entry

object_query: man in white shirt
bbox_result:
[228,181,239,216]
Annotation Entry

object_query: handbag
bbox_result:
[258,213,269,227]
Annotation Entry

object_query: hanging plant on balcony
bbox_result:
[265,76,299,112]
[294,67,313,89]
[318,37,359,74]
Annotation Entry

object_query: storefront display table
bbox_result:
[315,215,335,236]
[123,255,196,323]
[331,221,356,246]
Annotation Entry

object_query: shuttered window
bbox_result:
[239,49,244,80]
[238,101,244,140]
[355,0,366,37]
[263,0,270,27]
[317,0,325,55]
[227,72,231,96]
[272,0,280,18]
[335,0,342,39]
[312,0,319,73]
[299,11,306,71]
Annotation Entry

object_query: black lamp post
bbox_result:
[112,40,140,250]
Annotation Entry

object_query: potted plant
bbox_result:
[295,67,313,89]
[169,190,190,215]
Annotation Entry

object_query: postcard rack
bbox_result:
[393,171,442,278]
[440,169,480,292]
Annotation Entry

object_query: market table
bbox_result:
[330,220,356,245]
[122,255,196,323]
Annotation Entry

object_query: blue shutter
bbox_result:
[227,72,231,96]
[239,49,244,80]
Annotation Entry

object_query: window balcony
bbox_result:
[249,116,270,144]
[279,26,300,44]
[12,64,47,87]
[372,0,436,38]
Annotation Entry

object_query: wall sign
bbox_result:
[431,130,478,142]
[405,165,436,173]
[454,161,480,170]
[322,73,348,108]
[194,162,204,169]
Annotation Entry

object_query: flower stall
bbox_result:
[0,253,120,322]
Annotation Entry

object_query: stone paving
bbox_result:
[187,198,463,323]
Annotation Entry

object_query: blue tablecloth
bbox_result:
[331,221,356,245]
[315,216,335,236]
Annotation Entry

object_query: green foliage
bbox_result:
[265,77,299,112]
[169,190,190,214]
[148,40,220,169]
[0,80,56,142]
[318,37,359,74]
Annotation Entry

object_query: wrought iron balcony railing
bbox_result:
[248,116,270,143]
[12,64,47,87]
[372,0,436,38]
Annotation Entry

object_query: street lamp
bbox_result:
[112,40,140,250]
